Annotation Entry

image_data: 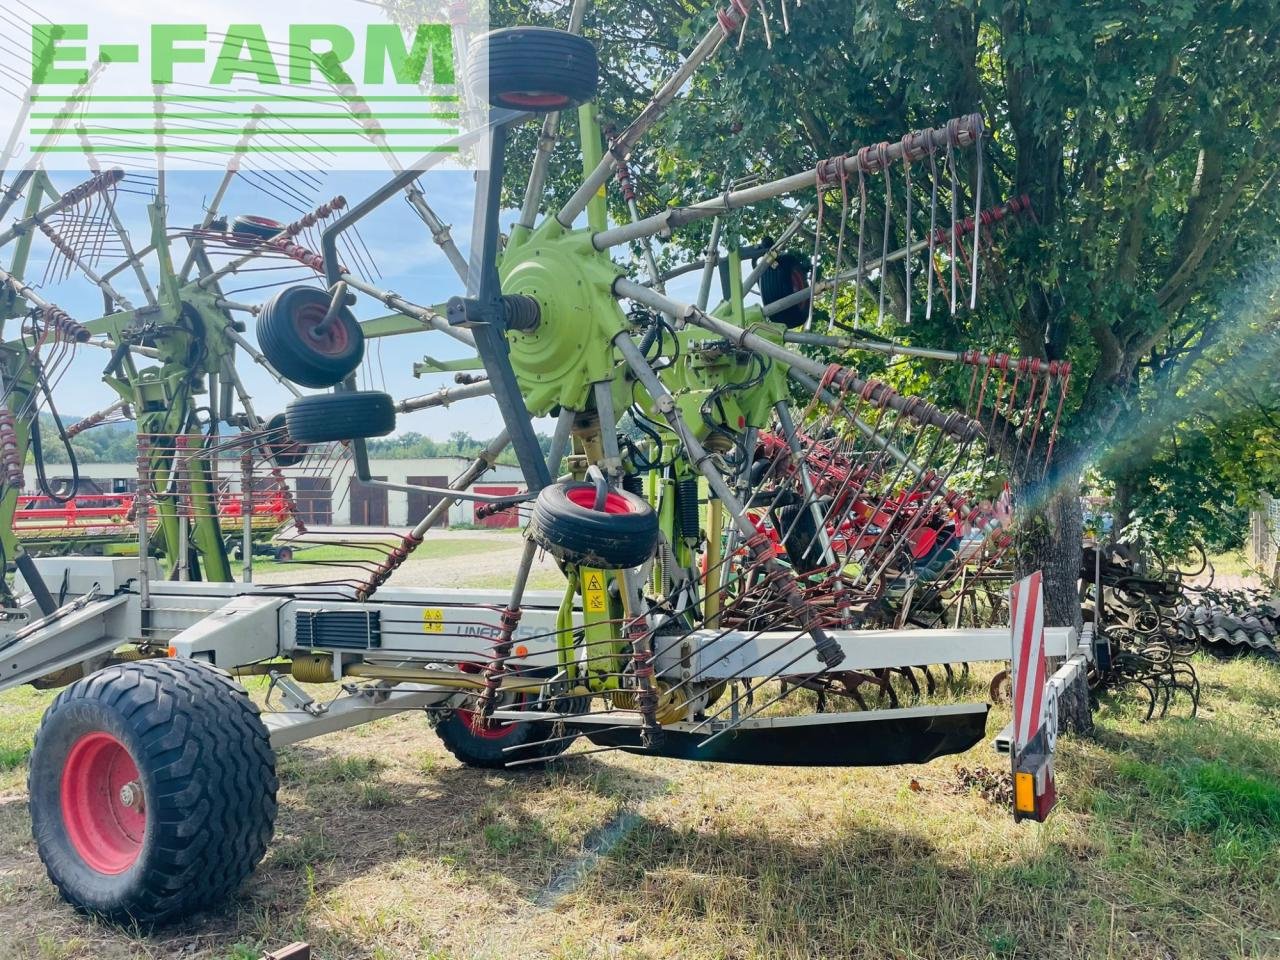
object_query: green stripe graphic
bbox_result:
[33,145,461,153]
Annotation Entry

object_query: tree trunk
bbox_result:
[1012,463,1084,632]
[1111,478,1134,538]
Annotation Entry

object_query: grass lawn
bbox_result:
[1207,551,1261,580]
[0,655,1275,959]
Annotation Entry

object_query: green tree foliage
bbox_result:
[30,414,137,464]
[1100,247,1280,555]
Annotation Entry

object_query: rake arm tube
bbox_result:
[398,379,494,413]
[594,115,982,251]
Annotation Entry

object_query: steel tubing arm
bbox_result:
[593,114,982,251]
[340,274,475,347]
[556,3,750,228]
[397,379,493,412]
[319,108,529,289]
[405,189,470,282]
[783,330,962,363]
[741,205,814,294]
[783,332,1069,379]
[0,170,35,225]
[649,209,810,287]
[178,108,268,281]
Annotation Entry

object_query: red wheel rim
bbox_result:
[292,301,351,357]
[498,91,572,108]
[453,704,522,739]
[60,732,145,874]
[565,487,638,515]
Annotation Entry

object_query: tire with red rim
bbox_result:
[257,284,364,389]
[527,480,658,569]
[430,693,576,769]
[28,659,277,923]
[468,28,599,113]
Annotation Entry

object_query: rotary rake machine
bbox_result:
[0,2,1089,924]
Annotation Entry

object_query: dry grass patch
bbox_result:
[0,655,1274,959]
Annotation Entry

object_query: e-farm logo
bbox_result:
[21,17,476,170]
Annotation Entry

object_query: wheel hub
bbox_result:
[118,780,144,812]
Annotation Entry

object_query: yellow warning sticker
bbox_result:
[422,608,444,633]
[582,570,607,615]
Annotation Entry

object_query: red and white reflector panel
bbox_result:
[1010,571,1047,751]
[1008,570,1056,823]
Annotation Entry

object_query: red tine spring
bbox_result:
[41,303,90,342]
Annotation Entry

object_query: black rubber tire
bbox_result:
[262,412,308,467]
[430,696,575,770]
[284,391,395,444]
[229,214,285,242]
[28,659,277,924]
[761,252,812,329]
[468,27,599,112]
[257,285,364,389]
[527,480,658,569]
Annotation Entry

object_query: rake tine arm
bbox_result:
[339,274,475,348]
[592,115,982,251]
[740,204,814,295]
[36,220,134,311]
[194,196,346,290]
[761,194,1028,318]
[695,216,724,310]
[614,156,664,292]
[404,187,469,283]
[397,380,494,413]
[0,266,89,342]
[3,60,105,187]
[0,169,35,226]
[177,107,269,282]
[0,168,125,250]
[75,129,159,307]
